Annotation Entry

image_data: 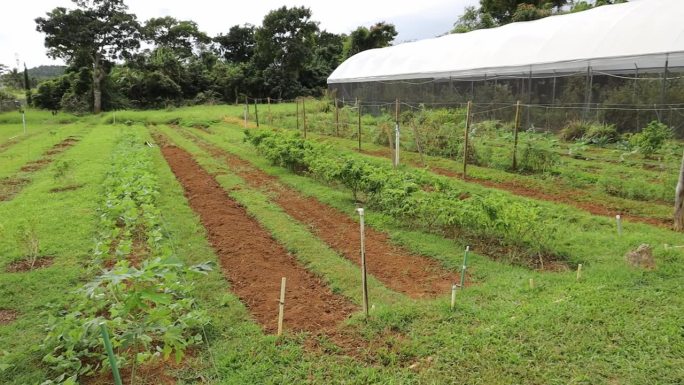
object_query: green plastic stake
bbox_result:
[100,323,123,385]
[459,246,470,289]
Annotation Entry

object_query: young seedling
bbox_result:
[16,222,40,269]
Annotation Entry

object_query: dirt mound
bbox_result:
[0,309,18,325]
[625,244,655,269]
[6,257,54,273]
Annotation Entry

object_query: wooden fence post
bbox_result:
[463,101,472,179]
[513,100,521,170]
[267,97,272,126]
[357,98,362,151]
[277,277,286,336]
[254,99,259,128]
[302,98,307,139]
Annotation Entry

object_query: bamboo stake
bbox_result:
[576,264,583,281]
[616,215,623,236]
[357,208,369,318]
[411,122,426,166]
[459,245,470,289]
[100,324,123,385]
[513,100,521,170]
[277,277,286,336]
[267,97,272,126]
[463,101,472,179]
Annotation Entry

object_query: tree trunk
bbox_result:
[92,54,103,114]
[674,149,684,230]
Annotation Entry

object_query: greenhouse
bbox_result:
[328,0,684,133]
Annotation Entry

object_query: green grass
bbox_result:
[1,105,682,384]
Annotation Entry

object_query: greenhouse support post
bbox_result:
[526,69,532,129]
[661,55,669,125]
[463,101,472,179]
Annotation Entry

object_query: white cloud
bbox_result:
[0,0,477,69]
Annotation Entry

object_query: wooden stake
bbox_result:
[616,215,623,236]
[513,100,521,170]
[395,98,400,167]
[335,99,340,137]
[243,97,248,129]
[357,208,369,318]
[450,284,457,310]
[386,125,395,165]
[296,98,300,132]
[302,98,307,139]
[459,245,469,289]
[277,277,286,336]
[576,264,583,281]
[254,99,259,128]
[267,97,272,126]
[357,98,362,151]
[463,101,472,180]
[411,122,426,166]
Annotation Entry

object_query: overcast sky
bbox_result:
[0,0,478,69]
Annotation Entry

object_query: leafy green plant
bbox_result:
[52,160,72,183]
[630,120,672,157]
[583,123,619,145]
[559,120,587,141]
[41,133,211,383]
[518,143,559,174]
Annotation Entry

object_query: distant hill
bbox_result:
[28,65,66,80]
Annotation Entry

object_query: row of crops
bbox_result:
[41,133,211,383]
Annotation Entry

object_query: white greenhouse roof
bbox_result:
[328,0,684,84]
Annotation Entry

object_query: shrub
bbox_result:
[518,143,559,174]
[630,120,672,157]
[559,121,587,141]
[583,123,619,145]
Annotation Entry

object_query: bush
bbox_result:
[559,121,587,141]
[583,123,619,145]
[630,120,672,157]
[518,143,559,174]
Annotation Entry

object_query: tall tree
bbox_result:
[214,24,256,64]
[36,0,141,114]
[480,0,568,24]
[23,64,32,105]
[451,6,496,33]
[254,6,319,98]
[345,22,397,57]
[143,17,210,59]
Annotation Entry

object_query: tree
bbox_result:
[254,6,319,98]
[345,22,397,57]
[214,24,256,63]
[143,17,210,59]
[0,63,7,76]
[480,1,568,24]
[36,0,141,114]
[451,6,496,33]
[23,64,33,105]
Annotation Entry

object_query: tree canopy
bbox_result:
[32,0,400,112]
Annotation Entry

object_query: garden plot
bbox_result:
[156,138,357,336]
[173,124,456,298]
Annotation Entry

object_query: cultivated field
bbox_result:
[0,105,682,384]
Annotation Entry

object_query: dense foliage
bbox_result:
[245,129,559,264]
[31,0,397,113]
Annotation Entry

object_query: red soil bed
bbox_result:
[0,309,18,325]
[6,256,54,273]
[158,143,355,335]
[177,128,456,298]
